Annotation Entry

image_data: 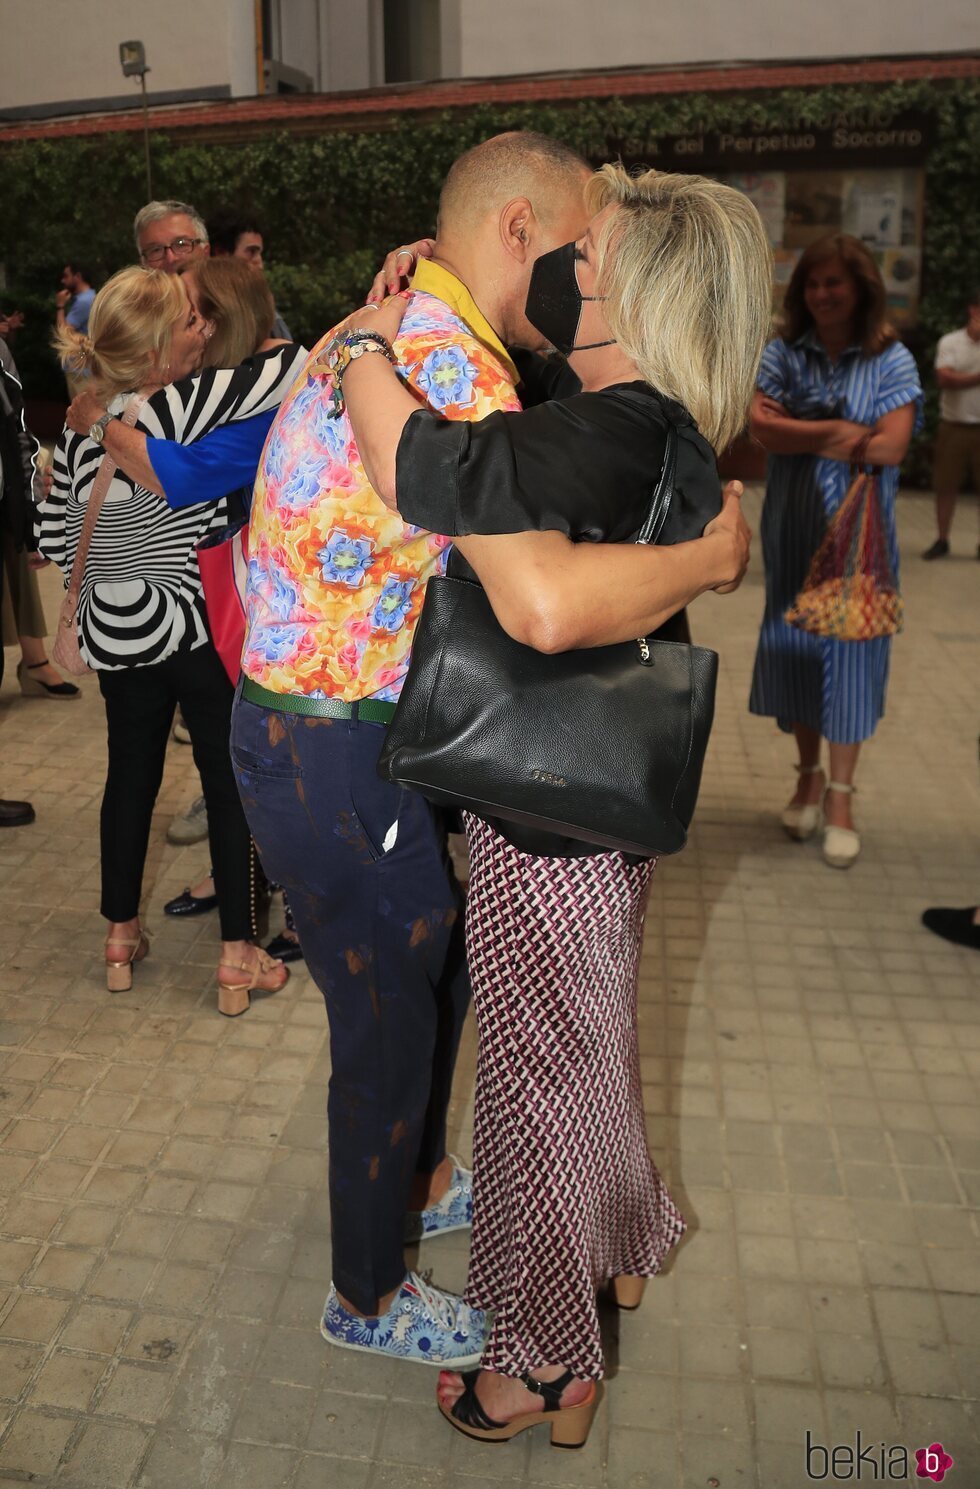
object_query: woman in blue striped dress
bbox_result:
[749,234,922,868]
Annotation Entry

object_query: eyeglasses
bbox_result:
[140,237,206,265]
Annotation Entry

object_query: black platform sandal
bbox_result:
[438,1368,597,1448]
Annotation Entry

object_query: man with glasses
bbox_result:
[134,200,210,272]
[134,200,212,815]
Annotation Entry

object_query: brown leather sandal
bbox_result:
[217,946,288,1017]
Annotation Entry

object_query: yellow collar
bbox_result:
[411,259,518,385]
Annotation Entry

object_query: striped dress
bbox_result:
[749,333,923,744]
[37,346,305,670]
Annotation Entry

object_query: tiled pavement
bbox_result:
[0,486,977,1489]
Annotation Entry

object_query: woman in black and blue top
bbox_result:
[47,266,304,1005]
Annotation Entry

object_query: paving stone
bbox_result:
[84,1254,157,1305]
[254,1326,327,1388]
[1,1292,70,1341]
[61,1419,148,1486]
[678,1377,750,1438]
[0,1339,43,1402]
[748,1328,815,1383]
[606,1428,682,1489]
[98,1361,177,1422]
[135,1426,226,1488]
[293,1456,372,1489]
[0,503,974,1487]
[0,1407,77,1475]
[815,1333,889,1390]
[59,1303,132,1355]
[303,1381,384,1453]
[29,1348,105,1411]
[30,1245,98,1292]
[231,1377,316,1448]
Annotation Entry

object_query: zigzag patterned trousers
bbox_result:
[461,815,686,1381]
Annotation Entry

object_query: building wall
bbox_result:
[445,0,980,76]
[2,0,978,120]
[272,0,382,91]
[0,0,257,115]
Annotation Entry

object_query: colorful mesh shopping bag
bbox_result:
[785,465,903,641]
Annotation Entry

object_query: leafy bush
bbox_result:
[2,81,978,483]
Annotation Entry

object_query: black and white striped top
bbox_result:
[38,344,306,670]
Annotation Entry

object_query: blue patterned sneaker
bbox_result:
[404,1155,473,1243]
[320,1271,487,1367]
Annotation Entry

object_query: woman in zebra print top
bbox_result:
[40,265,305,1005]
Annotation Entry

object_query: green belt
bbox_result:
[241,677,396,724]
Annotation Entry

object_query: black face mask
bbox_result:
[525,241,614,357]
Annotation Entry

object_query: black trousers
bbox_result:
[98,641,252,939]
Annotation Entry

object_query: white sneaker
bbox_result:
[166,795,209,846]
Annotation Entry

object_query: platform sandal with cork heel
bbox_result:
[823,781,860,869]
[104,929,150,993]
[607,1274,647,1310]
[439,1369,598,1449]
[781,764,825,841]
[217,947,289,1018]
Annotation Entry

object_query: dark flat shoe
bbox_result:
[0,797,35,828]
[921,539,949,560]
[265,932,304,963]
[922,907,980,950]
[164,887,219,917]
[17,660,80,699]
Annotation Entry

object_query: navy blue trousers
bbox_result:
[230,694,470,1313]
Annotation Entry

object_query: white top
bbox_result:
[935,327,980,424]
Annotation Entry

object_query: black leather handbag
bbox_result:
[378,423,719,858]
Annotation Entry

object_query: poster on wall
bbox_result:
[724,172,786,246]
[725,166,923,325]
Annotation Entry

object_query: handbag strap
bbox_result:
[601,385,680,547]
[635,421,678,546]
[64,392,148,604]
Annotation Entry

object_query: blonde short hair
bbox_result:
[180,257,275,367]
[586,165,773,451]
[54,267,186,399]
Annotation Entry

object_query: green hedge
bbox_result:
[2,79,978,479]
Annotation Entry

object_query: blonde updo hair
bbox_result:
[585,165,773,452]
[179,257,275,367]
[54,267,186,399]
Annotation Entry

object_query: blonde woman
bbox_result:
[338,166,773,1446]
[40,267,297,1006]
[178,256,279,367]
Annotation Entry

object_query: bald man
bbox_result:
[229,132,589,1369]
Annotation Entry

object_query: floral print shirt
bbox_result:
[242,262,521,701]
